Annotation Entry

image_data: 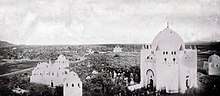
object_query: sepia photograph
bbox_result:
[0,0,220,96]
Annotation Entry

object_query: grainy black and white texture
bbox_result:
[0,0,220,96]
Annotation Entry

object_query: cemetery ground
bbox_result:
[0,43,220,96]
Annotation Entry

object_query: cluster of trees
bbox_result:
[0,45,85,60]
[0,47,22,59]
[83,72,126,96]
[80,53,142,96]
[0,74,63,96]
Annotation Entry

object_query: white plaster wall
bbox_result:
[30,55,70,87]
[63,82,82,96]
[140,48,197,93]
[209,64,220,76]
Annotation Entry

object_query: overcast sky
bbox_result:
[0,0,219,45]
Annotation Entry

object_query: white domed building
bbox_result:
[30,62,51,84]
[113,45,122,53]
[54,54,69,68]
[139,26,197,93]
[30,54,70,87]
[63,72,82,96]
[204,54,220,76]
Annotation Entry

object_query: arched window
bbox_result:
[66,83,68,87]
[78,83,80,88]
[65,71,68,74]
[171,52,173,55]
[174,51,176,55]
[173,58,176,62]
[164,58,167,62]
[163,52,165,54]
[72,84,74,87]
[166,51,168,54]
[52,73,54,76]
[147,56,149,59]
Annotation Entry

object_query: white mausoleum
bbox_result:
[30,54,70,87]
[30,54,82,96]
[113,45,122,53]
[63,72,82,96]
[139,25,197,93]
[204,54,220,76]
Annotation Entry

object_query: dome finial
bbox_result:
[167,22,169,28]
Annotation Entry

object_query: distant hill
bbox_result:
[0,41,15,47]
[186,41,220,45]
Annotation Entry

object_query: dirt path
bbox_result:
[0,57,86,77]
[0,67,34,77]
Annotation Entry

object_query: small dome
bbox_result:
[208,54,220,63]
[115,45,121,48]
[64,72,81,83]
[152,28,185,51]
[57,54,67,61]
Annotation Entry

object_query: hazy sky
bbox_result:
[0,0,219,45]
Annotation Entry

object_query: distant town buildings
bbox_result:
[204,54,220,76]
[30,54,82,96]
[113,45,122,53]
[129,25,198,93]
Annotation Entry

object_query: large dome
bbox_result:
[152,28,185,51]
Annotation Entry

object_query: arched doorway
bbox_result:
[51,81,54,87]
[146,69,155,90]
[186,79,189,89]
[186,73,191,89]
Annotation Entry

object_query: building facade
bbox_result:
[113,45,122,53]
[63,72,82,96]
[30,54,70,87]
[140,26,197,93]
[204,54,220,76]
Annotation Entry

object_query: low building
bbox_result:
[113,45,122,53]
[30,54,83,96]
[30,54,70,87]
[204,54,220,76]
